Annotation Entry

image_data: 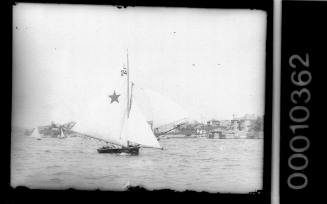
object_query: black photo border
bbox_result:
[279,1,326,204]
[5,1,274,204]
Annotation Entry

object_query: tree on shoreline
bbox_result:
[249,116,263,132]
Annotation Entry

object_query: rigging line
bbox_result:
[70,130,123,147]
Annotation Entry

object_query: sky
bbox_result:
[12,3,267,128]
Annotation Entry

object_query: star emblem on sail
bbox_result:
[108,91,120,103]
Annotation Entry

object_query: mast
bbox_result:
[126,49,130,117]
[126,49,130,147]
[129,82,134,113]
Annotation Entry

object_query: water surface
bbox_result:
[11,134,263,193]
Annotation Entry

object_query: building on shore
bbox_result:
[230,119,239,131]
[153,114,263,139]
[207,119,220,126]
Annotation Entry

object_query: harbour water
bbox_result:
[11,133,263,193]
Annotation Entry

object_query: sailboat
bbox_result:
[30,127,42,140]
[97,82,162,155]
[74,50,188,155]
[38,121,75,138]
[58,128,66,139]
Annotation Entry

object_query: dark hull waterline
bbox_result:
[97,146,140,155]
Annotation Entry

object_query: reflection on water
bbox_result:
[11,134,263,193]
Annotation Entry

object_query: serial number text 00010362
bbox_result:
[287,53,311,190]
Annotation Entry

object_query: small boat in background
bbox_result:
[30,127,42,140]
[38,121,76,138]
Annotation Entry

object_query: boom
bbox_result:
[156,122,185,136]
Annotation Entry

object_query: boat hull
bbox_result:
[97,146,140,155]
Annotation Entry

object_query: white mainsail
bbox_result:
[122,99,161,149]
[73,75,128,146]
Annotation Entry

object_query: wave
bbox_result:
[52,171,75,176]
